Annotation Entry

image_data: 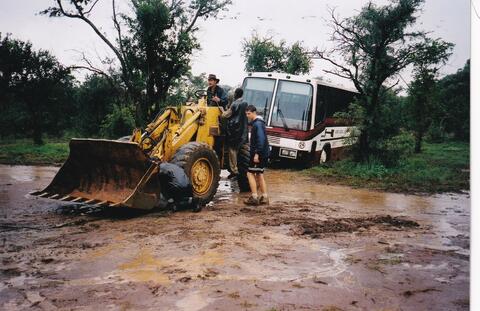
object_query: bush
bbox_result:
[307,141,469,193]
[100,105,136,139]
[375,131,415,167]
[336,158,389,179]
[426,121,447,143]
[61,128,84,140]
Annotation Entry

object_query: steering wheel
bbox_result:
[194,89,208,99]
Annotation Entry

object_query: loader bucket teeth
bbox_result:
[32,139,161,210]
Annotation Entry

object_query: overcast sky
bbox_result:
[0,0,471,89]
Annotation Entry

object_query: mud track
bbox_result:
[0,165,470,310]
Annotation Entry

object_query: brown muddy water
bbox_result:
[0,165,470,310]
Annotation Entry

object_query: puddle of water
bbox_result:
[215,169,470,237]
[215,170,469,214]
[0,165,57,183]
[401,262,449,270]
[1,164,469,229]
[88,243,124,259]
[216,231,353,282]
[117,248,170,284]
[175,290,215,311]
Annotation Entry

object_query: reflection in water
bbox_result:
[216,169,468,215]
[0,165,58,183]
[1,164,469,221]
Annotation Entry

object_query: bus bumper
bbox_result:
[270,146,312,162]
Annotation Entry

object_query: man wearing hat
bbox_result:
[207,74,228,108]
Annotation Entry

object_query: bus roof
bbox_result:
[246,72,359,94]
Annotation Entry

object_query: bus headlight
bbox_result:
[279,148,297,159]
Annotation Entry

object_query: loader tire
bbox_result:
[171,142,220,206]
[237,143,251,192]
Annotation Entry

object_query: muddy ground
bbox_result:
[0,165,470,310]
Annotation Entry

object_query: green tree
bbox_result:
[407,39,453,153]
[74,74,124,136]
[316,0,443,162]
[166,72,208,105]
[0,34,74,144]
[42,0,231,126]
[242,33,312,75]
[436,60,470,140]
[100,104,136,138]
[284,42,312,75]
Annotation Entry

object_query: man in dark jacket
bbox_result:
[157,162,201,212]
[221,88,248,179]
[244,105,270,206]
[206,74,228,108]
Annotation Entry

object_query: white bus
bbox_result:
[242,72,358,166]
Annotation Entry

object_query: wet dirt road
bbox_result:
[0,165,470,310]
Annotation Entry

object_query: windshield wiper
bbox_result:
[262,97,269,119]
[277,106,289,131]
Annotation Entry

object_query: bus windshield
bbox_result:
[242,78,276,117]
[271,80,313,131]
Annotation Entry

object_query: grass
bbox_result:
[307,141,469,193]
[0,139,69,165]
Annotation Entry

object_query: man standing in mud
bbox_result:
[206,74,228,108]
[244,105,270,206]
[221,88,248,180]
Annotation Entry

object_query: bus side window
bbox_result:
[315,85,327,125]
[326,88,354,118]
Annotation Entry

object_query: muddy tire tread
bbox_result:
[237,143,251,192]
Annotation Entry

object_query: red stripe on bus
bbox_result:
[266,118,350,141]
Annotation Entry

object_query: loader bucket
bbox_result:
[31,139,161,210]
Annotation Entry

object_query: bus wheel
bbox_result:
[319,147,331,164]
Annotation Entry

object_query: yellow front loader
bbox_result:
[31,91,250,209]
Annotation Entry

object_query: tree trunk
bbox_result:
[33,131,43,145]
[357,92,379,162]
[414,130,423,153]
[156,86,169,113]
[358,131,370,162]
[135,99,148,128]
[32,116,43,145]
[27,97,44,145]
